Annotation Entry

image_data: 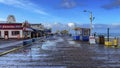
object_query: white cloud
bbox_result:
[34,9,48,15]
[0,0,48,15]
[109,23,120,28]
[61,0,77,9]
[111,23,120,25]
[68,23,75,28]
[43,23,52,28]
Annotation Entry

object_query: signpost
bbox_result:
[89,36,96,44]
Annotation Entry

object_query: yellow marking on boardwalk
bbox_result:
[0,42,34,56]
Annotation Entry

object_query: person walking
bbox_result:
[94,32,96,37]
[94,32,97,43]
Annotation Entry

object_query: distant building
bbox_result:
[30,24,44,31]
[30,24,45,37]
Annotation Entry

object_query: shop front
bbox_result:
[23,27,33,39]
[0,23,33,39]
[74,27,90,41]
[0,23,23,39]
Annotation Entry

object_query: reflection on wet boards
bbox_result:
[89,36,96,44]
[31,48,40,56]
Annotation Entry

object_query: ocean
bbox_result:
[92,28,120,37]
[52,27,120,37]
[68,28,120,37]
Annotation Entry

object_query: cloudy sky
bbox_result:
[0,0,120,24]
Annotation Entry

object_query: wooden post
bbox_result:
[107,28,109,41]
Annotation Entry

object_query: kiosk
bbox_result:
[82,28,90,41]
[73,27,90,41]
[73,27,81,40]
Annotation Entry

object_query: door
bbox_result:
[4,31,9,39]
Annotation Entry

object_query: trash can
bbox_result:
[99,35,105,44]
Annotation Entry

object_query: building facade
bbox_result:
[30,24,45,37]
[0,23,33,39]
[30,24,44,30]
[0,15,33,39]
[0,23,23,39]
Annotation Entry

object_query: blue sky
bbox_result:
[0,0,120,24]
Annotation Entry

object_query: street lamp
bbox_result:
[83,10,95,36]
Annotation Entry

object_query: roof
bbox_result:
[23,27,33,31]
[0,23,22,25]
[74,27,90,30]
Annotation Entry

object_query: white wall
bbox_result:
[1,30,4,38]
[0,30,23,38]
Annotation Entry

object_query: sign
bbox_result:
[89,36,96,44]
[0,24,22,29]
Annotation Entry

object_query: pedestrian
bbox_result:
[94,32,96,37]
[94,32,97,43]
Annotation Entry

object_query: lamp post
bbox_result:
[84,10,95,36]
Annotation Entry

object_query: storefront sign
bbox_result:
[0,24,22,29]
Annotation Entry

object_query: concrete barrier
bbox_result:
[32,38,36,42]
[23,37,42,45]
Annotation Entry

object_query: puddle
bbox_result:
[55,38,64,42]
[67,38,73,41]
[41,41,57,50]
[68,41,81,47]
[41,38,64,50]
[92,56,108,60]
[68,41,76,45]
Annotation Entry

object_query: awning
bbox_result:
[23,27,33,31]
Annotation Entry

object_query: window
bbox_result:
[84,29,90,36]
[12,31,20,35]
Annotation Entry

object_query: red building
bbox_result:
[0,23,33,39]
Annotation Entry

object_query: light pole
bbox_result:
[84,10,95,36]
